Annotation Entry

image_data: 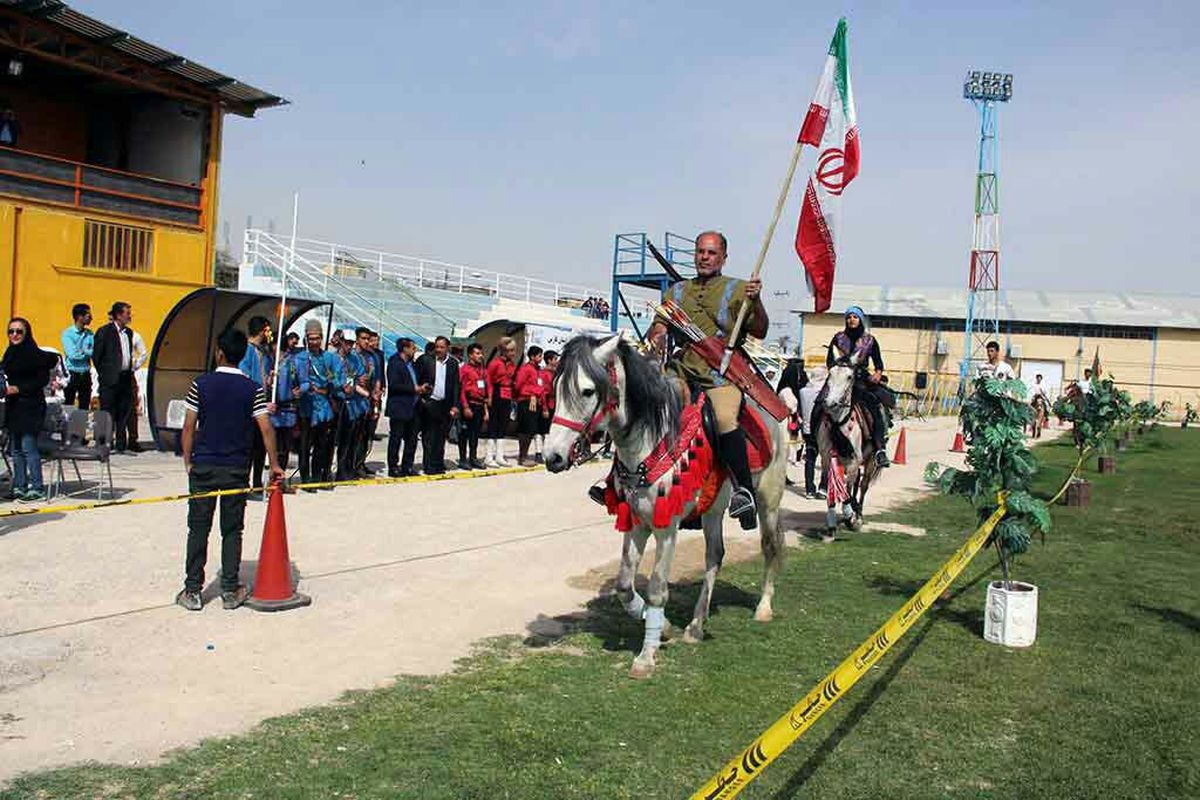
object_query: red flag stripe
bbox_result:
[796,180,836,314]
[798,103,829,146]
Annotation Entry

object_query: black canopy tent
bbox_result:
[147,288,332,450]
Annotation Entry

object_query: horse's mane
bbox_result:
[559,335,680,445]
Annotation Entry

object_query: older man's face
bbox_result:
[694,234,727,279]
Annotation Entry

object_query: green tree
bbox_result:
[1052,376,1133,456]
[926,376,1051,587]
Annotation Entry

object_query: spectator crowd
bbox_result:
[0,300,560,505]
[2,301,148,502]
[579,296,611,320]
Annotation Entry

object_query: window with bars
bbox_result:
[82,220,155,274]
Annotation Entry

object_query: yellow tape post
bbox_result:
[691,500,1008,800]
[0,465,542,519]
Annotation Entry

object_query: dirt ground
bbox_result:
[0,416,982,780]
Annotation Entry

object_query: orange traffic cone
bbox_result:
[892,427,908,465]
[950,430,966,453]
[245,483,312,612]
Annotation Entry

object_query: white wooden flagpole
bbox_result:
[271,192,299,402]
[719,140,805,373]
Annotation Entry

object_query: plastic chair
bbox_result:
[57,409,115,500]
[37,402,70,499]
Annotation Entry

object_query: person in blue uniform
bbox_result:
[294,319,343,491]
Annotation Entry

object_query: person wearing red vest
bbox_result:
[458,342,490,469]
[514,345,544,467]
[536,349,558,463]
[485,336,517,467]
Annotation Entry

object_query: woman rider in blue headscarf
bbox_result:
[824,305,891,467]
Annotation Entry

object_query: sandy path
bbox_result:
[0,416,973,780]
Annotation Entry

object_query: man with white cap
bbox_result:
[293,318,344,490]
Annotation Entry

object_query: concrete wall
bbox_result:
[1,82,88,161]
[0,200,209,352]
[126,99,208,185]
[798,312,1200,411]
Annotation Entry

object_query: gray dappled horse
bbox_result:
[815,357,881,537]
[544,334,787,679]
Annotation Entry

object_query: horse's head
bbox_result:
[544,333,624,472]
[824,357,856,423]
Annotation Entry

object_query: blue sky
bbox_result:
[77,0,1200,313]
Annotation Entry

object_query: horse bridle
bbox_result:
[825,358,856,426]
[550,358,620,467]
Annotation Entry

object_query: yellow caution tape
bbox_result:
[0,464,542,519]
[691,498,1008,800]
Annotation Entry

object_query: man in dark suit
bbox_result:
[416,335,460,475]
[92,301,136,453]
[385,338,426,477]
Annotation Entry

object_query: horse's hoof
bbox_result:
[753,606,774,623]
[822,530,836,544]
[849,517,863,532]
[660,619,676,643]
[682,623,705,644]
[629,659,656,680]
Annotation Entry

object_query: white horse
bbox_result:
[544,334,787,679]
[815,358,881,538]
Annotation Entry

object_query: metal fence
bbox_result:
[245,230,610,317]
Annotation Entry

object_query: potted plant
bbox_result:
[1131,400,1163,435]
[1183,402,1198,429]
[1052,376,1131,480]
[926,375,1052,648]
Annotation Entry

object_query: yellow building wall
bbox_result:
[799,313,1200,411]
[1152,328,1200,411]
[1,200,209,350]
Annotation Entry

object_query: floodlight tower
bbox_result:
[959,70,1013,383]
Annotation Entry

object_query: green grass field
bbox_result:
[5,429,1198,799]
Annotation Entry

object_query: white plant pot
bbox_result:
[983,580,1038,648]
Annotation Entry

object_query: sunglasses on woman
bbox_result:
[7,328,24,336]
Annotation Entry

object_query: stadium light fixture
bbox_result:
[964,69,1013,102]
[7,57,23,77]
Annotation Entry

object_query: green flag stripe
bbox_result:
[830,18,852,121]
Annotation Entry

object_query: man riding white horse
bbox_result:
[823,305,892,468]
[646,230,768,529]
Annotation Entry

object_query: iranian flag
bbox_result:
[795,18,859,313]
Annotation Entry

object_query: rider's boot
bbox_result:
[718,430,758,530]
[872,405,891,468]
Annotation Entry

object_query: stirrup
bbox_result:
[728,487,757,530]
[875,449,891,468]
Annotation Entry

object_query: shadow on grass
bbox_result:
[1131,603,1200,634]
[524,576,759,653]
[770,616,938,799]
[765,563,1005,796]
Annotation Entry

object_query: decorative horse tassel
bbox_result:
[615,501,633,532]
[652,485,671,529]
[668,473,684,516]
[604,484,619,515]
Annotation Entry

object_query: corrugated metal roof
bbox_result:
[808,284,1200,330]
[1,0,286,116]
